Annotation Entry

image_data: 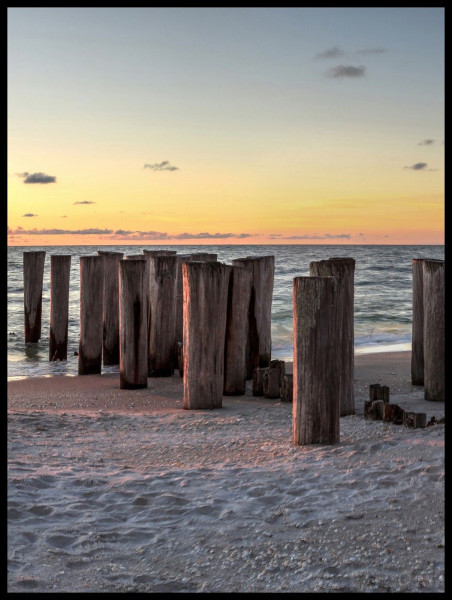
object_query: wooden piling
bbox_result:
[309,257,355,416]
[252,367,266,396]
[97,251,123,365]
[119,259,148,389]
[143,249,177,256]
[223,265,253,395]
[182,261,230,409]
[231,255,275,379]
[263,367,281,399]
[23,251,46,343]
[293,276,340,445]
[175,253,217,353]
[411,258,425,385]
[78,256,104,375]
[280,374,293,402]
[423,259,445,402]
[49,254,71,361]
[148,255,177,376]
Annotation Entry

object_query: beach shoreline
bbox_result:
[8,350,445,593]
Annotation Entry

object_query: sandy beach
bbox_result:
[7,350,444,593]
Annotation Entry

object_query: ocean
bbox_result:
[7,244,444,381]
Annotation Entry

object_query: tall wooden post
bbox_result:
[223,264,253,395]
[175,253,218,357]
[119,259,148,389]
[97,251,123,365]
[148,255,177,376]
[231,256,275,379]
[293,276,340,445]
[23,251,46,343]
[78,256,104,375]
[423,259,445,402]
[49,254,71,361]
[183,261,231,409]
[411,258,425,385]
[309,257,355,416]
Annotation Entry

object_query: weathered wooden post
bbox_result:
[263,367,281,399]
[231,255,275,379]
[49,254,71,361]
[224,264,253,395]
[293,276,340,445]
[252,367,266,396]
[280,374,293,402]
[411,258,425,385]
[148,254,177,376]
[309,257,355,416]
[23,250,46,343]
[423,259,445,402]
[183,261,231,409]
[97,251,123,365]
[143,249,177,256]
[78,256,104,375]
[125,255,150,360]
[174,253,217,367]
[119,259,148,389]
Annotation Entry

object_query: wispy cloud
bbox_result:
[271,233,352,240]
[356,47,386,55]
[22,213,38,217]
[314,46,345,60]
[7,228,254,240]
[144,161,179,172]
[404,162,428,171]
[326,65,365,78]
[418,139,436,145]
[73,201,96,205]
[7,227,114,235]
[16,171,57,184]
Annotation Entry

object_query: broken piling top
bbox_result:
[182,261,231,409]
[23,250,46,343]
[309,257,355,417]
[231,255,275,378]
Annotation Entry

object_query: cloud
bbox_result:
[17,171,57,184]
[418,139,435,145]
[173,232,252,240]
[144,161,179,172]
[7,228,254,241]
[73,200,96,205]
[7,228,114,235]
[314,46,345,60]
[404,162,428,170]
[326,65,366,78]
[22,213,38,217]
[277,233,352,240]
[356,47,386,55]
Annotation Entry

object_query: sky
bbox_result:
[7,7,444,246]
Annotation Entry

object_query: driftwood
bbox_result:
[423,259,445,402]
[231,256,275,379]
[23,251,46,343]
[263,367,281,399]
[97,251,123,365]
[293,276,340,445]
[309,257,355,416]
[119,259,148,389]
[224,265,253,395]
[49,254,71,361]
[182,261,230,409]
[78,256,104,375]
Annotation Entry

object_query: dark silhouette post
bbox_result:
[78,256,104,375]
[423,259,445,402]
[23,250,46,343]
[97,251,123,365]
[49,254,71,361]
[411,258,425,385]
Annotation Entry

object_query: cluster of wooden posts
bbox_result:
[22,251,444,446]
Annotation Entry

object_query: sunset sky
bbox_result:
[8,7,444,246]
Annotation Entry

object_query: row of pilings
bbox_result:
[22,250,444,445]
